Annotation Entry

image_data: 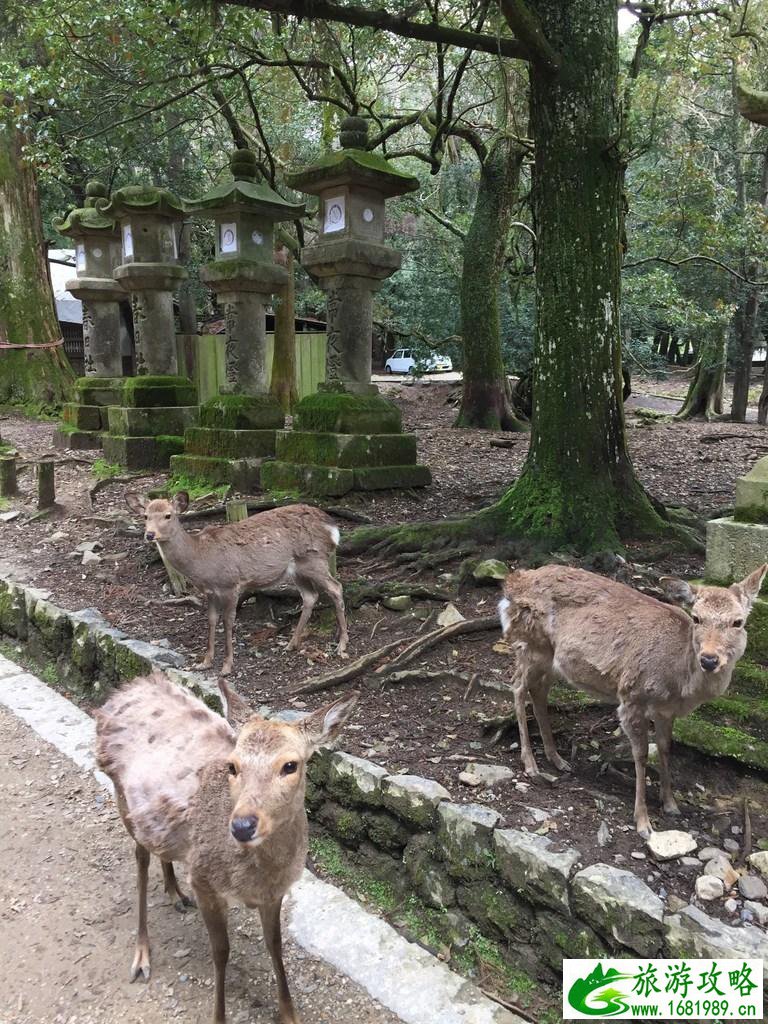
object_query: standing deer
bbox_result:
[95,671,358,1024]
[125,492,348,674]
[498,563,767,835]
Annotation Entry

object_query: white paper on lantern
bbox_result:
[76,244,86,271]
[362,208,375,223]
[172,228,179,259]
[251,230,264,245]
[122,224,134,258]
[324,196,345,233]
[92,247,102,259]
[220,222,238,253]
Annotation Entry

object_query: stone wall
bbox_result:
[2,572,767,989]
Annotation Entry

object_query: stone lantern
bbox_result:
[262,118,431,496]
[53,181,126,450]
[170,149,306,491]
[95,184,199,469]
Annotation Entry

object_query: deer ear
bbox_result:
[660,577,697,608]
[172,491,190,514]
[125,492,145,515]
[300,691,359,751]
[731,563,768,613]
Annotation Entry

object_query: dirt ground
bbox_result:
[0,706,402,1024]
[1,375,768,926]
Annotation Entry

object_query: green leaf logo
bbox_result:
[567,963,635,1016]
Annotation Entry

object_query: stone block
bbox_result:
[437,802,500,879]
[706,517,768,591]
[381,774,450,829]
[275,431,417,469]
[28,597,73,658]
[352,465,432,490]
[735,456,768,522]
[200,393,285,430]
[106,405,199,437]
[495,829,580,912]
[76,377,125,407]
[665,905,768,980]
[102,433,185,470]
[456,880,533,942]
[403,834,457,909]
[363,810,411,851]
[169,454,264,492]
[0,579,28,638]
[54,427,103,451]
[293,391,402,434]
[571,863,664,956]
[318,800,367,846]
[535,909,608,971]
[261,460,355,497]
[184,427,277,460]
[327,752,388,807]
[62,403,102,431]
[121,375,197,408]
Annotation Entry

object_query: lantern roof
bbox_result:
[185,149,305,221]
[53,180,117,235]
[287,117,419,199]
[100,184,185,220]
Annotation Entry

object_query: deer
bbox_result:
[498,563,767,836]
[95,670,358,1024]
[125,491,349,675]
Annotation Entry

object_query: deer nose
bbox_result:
[700,654,719,672]
[145,531,155,541]
[231,816,258,843]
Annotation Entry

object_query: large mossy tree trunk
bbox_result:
[0,115,74,411]
[484,0,667,550]
[675,327,726,421]
[454,137,527,431]
[270,246,298,413]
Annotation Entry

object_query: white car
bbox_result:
[384,349,453,374]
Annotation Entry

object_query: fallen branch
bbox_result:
[375,615,498,673]
[155,595,203,608]
[740,798,752,865]
[323,505,372,524]
[382,668,473,688]
[89,471,158,505]
[480,990,537,1023]
[347,581,453,609]
[292,637,406,695]
[489,437,523,449]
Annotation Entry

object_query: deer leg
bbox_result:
[220,594,238,677]
[529,672,571,773]
[287,585,318,653]
[512,664,540,777]
[259,897,300,1024]
[130,842,151,982]
[619,702,652,836]
[195,887,230,1024]
[161,860,195,912]
[195,597,219,671]
[654,715,680,816]
[319,575,349,657]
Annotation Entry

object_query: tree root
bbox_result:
[346,581,453,609]
[293,638,406,694]
[89,472,159,506]
[381,668,474,689]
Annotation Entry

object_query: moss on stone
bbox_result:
[293,391,402,434]
[732,659,768,700]
[673,714,768,770]
[185,426,277,460]
[746,599,768,662]
[107,405,198,438]
[535,909,609,970]
[0,581,27,639]
[62,403,102,431]
[318,801,367,846]
[200,393,285,430]
[261,460,355,497]
[121,375,197,409]
[363,810,411,851]
[276,431,417,469]
[456,881,533,942]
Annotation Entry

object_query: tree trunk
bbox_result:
[454,137,527,431]
[0,115,74,411]
[486,0,666,550]
[675,327,726,421]
[733,146,768,421]
[270,246,298,412]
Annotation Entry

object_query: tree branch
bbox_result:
[498,0,561,72]
[623,254,768,285]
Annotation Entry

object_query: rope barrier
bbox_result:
[0,337,65,350]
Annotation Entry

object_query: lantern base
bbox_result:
[54,425,104,451]
[169,454,266,494]
[97,375,199,469]
[102,433,186,470]
[261,460,431,498]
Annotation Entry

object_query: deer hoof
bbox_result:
[550,754,572,773]
[174,893,196,913]
[663,801,681,817]
[130,948,151,982]
[220,664,233,677]
[193,659,214,672]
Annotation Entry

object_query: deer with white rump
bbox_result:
[126,491,349,674]
[96,671,358,1024]
[498,563,767,835]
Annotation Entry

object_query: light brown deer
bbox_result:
[498,563,767,835]
[125,491,348,674]
[95,671,358,1024]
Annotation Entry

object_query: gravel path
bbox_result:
[0,706,402,1024]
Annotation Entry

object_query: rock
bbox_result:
[438,802,501,878]
[571,864,664,955]
[647,830,697,862]
[472,559,508,583]
[699,846,729,862]
[631,851,646,861]
[49,531,68,542]
[0,511,20,522]
[81,550,102,566]
[459,771,483,788]
[681,857,701,867]
[75,540,103,554]
[748,850,768,878]
[465,763,515,787]
[381,775,450,828]
[436,603,465,627]
[741,908,754,924]
[597,821,612,848]
[383,595,412,612]
[695,875,724,901]
[667,895,688,913]
[744,899,768,925]
[703,855,739,887]
[738,875,768,901]
[403,835,456,910]
[495,829,580,912]
[665,905,768,980]
[514,781,530,794]
[723,837,740,854]
[327,752,389,808]
[523,806,551,824]
[724,898,739,913]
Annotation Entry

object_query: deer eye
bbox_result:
[692,614,701,625]
[228,762,238,776]
[281,761,298,776]
[165,513,171,520]
[733,618,744,628]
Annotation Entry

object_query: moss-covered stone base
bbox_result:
[62,402,104,431]
[200,392,285,430]
[293,391,402,434]
[185,427,277,460]
[106,404,199,437]
[169,453,264,492]
[705,517,768,596]
[53,426,103,451]
[75,377,125,407]
[121,375,197,409]
[275,430,417,468]
[263,459,431,497]
[103,433,185,469]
